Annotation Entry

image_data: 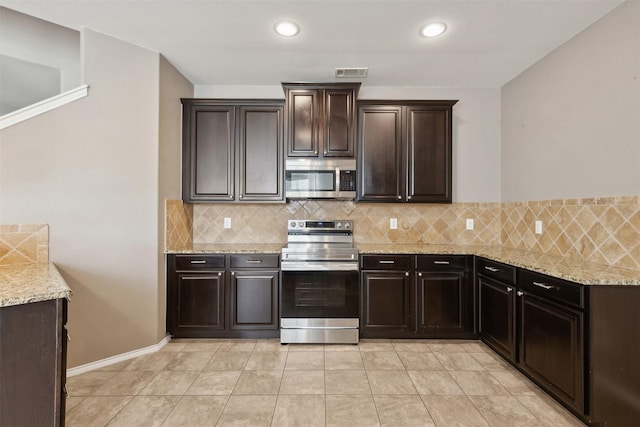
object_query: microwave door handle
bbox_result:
[335,167,340,192]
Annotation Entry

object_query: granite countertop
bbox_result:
[167,243,283,254]
[358,244,640,286]
[0,263,72,308]
[167,242,639,286]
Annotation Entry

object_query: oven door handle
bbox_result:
[281,326,356,330]
[281,262,359,272]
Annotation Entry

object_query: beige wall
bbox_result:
[157,56,194,340]
[0,29,190,367]
[501,0,640,202]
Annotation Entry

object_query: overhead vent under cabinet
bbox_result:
[335,67,368,78]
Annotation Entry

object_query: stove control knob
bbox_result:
[344,222,351,229]
[336,222,342,229]
[290,221,296,228]
[298,221,304,227]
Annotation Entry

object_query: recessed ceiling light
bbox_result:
[274,21,299,37]
[420,22,447,38]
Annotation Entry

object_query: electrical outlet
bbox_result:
[466,218,474,230]
[390,218,398,230]
[535,220,543,234]
[224,217,232,229]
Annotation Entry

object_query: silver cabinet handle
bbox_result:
[405,272,409,276]
[190,260,207,264]
[379,260,395,264]
[484,266,499,272]
[418,272,423,277]
[246,260,263,264]
[434,261,450,265]
[218,272,222,276]
[231,272,235,276]
[507,287,513,292]
[533,281,553,290]
[517,291,524,296]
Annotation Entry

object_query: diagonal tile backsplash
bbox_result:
[171,194,640,271]
[165,199,193,250]
[0,224,49,265]
[502,195,640,270]
[190,201,502,246]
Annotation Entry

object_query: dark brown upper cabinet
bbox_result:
[357,100,457,203]
[182,99,285,203]
[282,83,360,158]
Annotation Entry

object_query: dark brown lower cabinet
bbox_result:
[477,259,640,427]
[519,292,584,414]
[167,253,279,339]
[416,255,473,338]
[230,270,278,331]
[0,298,68,426]
[361,254,474,339]
[587,286,640,427]
[361,270,412,337]
[477,258,518,362]
[478,275,517,362]
[175,272,226,336]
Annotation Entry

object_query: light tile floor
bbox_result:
[66,339,587,426]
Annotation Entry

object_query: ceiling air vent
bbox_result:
[335,67,368,78]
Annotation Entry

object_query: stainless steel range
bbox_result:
[280,220,359,344]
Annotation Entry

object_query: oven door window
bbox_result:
[286,171,336,192]
[281,271,359,318]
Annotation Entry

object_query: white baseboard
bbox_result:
[66,335,171,377]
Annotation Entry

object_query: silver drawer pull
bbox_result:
[517,291,524,296]
[434,261,450,265]
[379,260,395,264]
[533,281,553,290]
[246,260,263,264]
[190,260,207,264]
[507,287,513,292]
[484,266,499,272]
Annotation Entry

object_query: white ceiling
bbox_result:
[0,0,624,88]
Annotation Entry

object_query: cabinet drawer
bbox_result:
[230,254,279,269]
[175,254,225,271]
[416,255,468,271]
[476,257,516,284]
[361,254,413,270]
[518,269,583,308]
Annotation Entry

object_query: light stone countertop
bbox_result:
[358,244,640,286]
[0,263,72,308]
[168,242,639,286]
[167,243,284,254]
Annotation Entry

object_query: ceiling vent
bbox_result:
[335,67,368,78]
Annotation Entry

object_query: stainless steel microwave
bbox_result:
[285,158,356,200]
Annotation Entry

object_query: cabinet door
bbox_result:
[357,105,403,202]
[238,105,284,201]
[286,89,319,157]
[519,293,584,413]
[416,271,466,336]
[183,105,235,202]
[478,276,517,362]
[230,270,278,330]
[407,105,452,203]
[323,89,355,157]
[361,271,412,337]
[174,272,225,335]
